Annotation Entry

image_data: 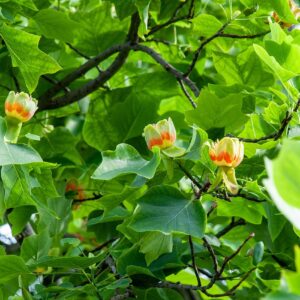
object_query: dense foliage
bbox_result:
[0,0,300,299]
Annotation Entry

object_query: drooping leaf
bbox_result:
[92,144,161,180]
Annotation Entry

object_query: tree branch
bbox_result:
[184,21,230,77]
[41,75,71,93]
[184,25,269,77]
[39,13,140,111]
[178,79,197,108]
[157,266,256,298]
[219,31,270,39]
[203,237,219,274]
[188,235,202,287]
[132,44,199,97]
[238,97,300,143]
[72,193,102,204]
[216,218,246,238]
[39,43,129,105]
[212,190,266,203]
[145,0,190,37]
[176,161,202,190]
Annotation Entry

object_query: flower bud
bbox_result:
[209,137,244,168]
[208,137,244,195]
[5,91,38,123]
[144,117,176,150]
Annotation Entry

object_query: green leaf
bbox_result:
[135,0,151,34]
[192,14,223,36]
[185,89,248,133]
[32,127,81,163]
[139,232,173,265]
[83,72,179,151]
[273,0,298,24]
[253,44,296,82]
[212,48,274,88]
[0,23,61,93]
[264,139,300,230]
[217,197,264,224]
[92,144,161,180]
[264,202,287,241]
[111,0,137,20]
[8,206,36,235]
[0,256,30,283]
[73,4,128,56]
[162,145,186,158]
[0,118,42,166]
[13,0,37,10]
[30,254,105,269]
[33,9,80,42]
[1,165,37,208]
[129,186,206,238]
[21,231,52,263]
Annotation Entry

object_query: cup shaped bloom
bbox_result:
[144,118,176,150]
[209,137,244,168]
[5,91,38,123]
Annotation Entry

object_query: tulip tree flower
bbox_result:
[144,117,176,150]
[4,91,38,143]
[208,137,244,194]
[143,118,185,158]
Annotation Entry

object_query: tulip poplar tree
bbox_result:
[1,0,300,299]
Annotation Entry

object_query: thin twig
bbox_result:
[39,13,140,111]
[146,1,189,37]
[41,75,71,93]
[131,44,199,97]
[218,233,255,276]
[188,235,201,287]
[39,43,129,104]
[176,161,202,189]
[216,218,246,238]
[184,21,230,77]
[172,0,188,18]
[207,202,217,217]
[156,267,255,297]
[67,42,102,74]
[143,38,174,46]
[239,97,300,143]
[178,79,197,108]
[185,25,269,77]
[219,30,270,39]
[212,190,266,203]
[203,232,254,291]
[202,237,218,274]
[72,193,102,204]
[188,0,195,18]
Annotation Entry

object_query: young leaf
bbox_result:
[92,143,161,180]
